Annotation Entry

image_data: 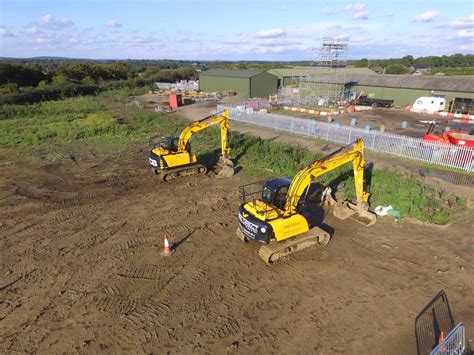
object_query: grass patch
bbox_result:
[0,93,466,225]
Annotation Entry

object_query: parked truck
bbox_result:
[350,91,393,108]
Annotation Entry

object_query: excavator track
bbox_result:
[160,164,208,182]
[236,228,248,243]
[258,227,330,265]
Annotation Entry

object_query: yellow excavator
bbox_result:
[237,138,376,264]
[148,110,234,181]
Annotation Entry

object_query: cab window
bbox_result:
[274,186,288,210]
[261,186,275,206]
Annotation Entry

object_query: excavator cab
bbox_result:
[161,136,191,153]
[261,178,291,211]
[162,136,179,152]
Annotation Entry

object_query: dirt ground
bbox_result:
[1,146,473,354]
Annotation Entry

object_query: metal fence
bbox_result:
[430,322,465,355]
[218,104,474,172]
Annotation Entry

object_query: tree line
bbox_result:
[352,53,474,74]
[0,61,198,105]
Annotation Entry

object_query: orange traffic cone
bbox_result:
[160,234,175,257]
[438,330,445,344]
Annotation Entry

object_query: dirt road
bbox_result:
[1,150,472,354]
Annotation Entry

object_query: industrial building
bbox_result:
[274,69,474,113]
[267,67,376,87]
[199,69,278,98]
[324,74,474,112]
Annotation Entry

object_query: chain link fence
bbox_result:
[218,104,474,172]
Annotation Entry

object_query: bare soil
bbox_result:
[1,149,473,354]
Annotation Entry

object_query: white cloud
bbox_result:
[0,26,15,38]
[105,20,122,28]
[343,3,367,11]
[23,26,41,34]
[223,38,250,45]
[454,29,474,39]
[412,10,440,22]
[40,14,53,25]
[257,38,301,47]
[353,11,369,20]
[126,36,159,47]
[435,15,474,29]
[334,34,352,41]
[37,13,74,29]
[255,28,286,39]
[323,7,336,15]
[458,44,474,51]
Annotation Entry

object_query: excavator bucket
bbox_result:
[333,200,377,227]
[215,156,235,178]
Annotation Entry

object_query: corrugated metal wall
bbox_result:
[250,72,278,97]
[199,76,250,96]
[353,85,474,108]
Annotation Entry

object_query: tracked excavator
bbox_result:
[237,138,377,264]
[148,110,234,181]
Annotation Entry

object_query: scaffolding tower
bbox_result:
[279,38,349,107]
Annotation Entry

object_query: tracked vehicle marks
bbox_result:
[118,264,162,281]
[206,319,241,340]
[124,301,172,328]
[93,294,141,315]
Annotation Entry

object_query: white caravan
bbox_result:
[412,97,446,112]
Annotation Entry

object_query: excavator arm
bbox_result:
[285,138,368,215]
[177,109,231,157]
[283,138,375,227]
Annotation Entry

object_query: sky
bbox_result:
[0,0,473,60]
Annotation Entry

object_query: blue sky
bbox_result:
[0,0,473,60]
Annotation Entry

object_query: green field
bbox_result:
[0,90,466,224]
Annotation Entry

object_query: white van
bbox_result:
[412,97,446,112]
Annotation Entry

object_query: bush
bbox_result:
[384,64,410,74]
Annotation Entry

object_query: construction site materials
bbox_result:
[155,80,199,91]
[148,110,234,181]
[374,205,394,216]
[237,138,376,264]
[423,121,474,148]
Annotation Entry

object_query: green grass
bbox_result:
[0,92,467,225]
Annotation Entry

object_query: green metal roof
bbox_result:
[304,73,474,92]
[268,67,377,77]
[199,69,263,78]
